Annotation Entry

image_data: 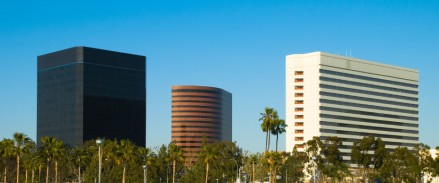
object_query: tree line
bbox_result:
[1,133,439,183]
[0,107,438,182]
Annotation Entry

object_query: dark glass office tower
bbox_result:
[37,46,146,147]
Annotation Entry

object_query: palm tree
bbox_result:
[72,147,90,183]
[13,132,32,183]
[34,152,45,183]
[24,148,44,183]
[263,151,282,183]
[115,139,136,183]
[40,137,64,183]
[138,147,153,182]
[271,119,287,152]
[28,149,43,183]
[201,145,216,183]
[248,154,259,183]
[0,139,14,183]
[22,141,37,183]
[168,142,184,183]
[259,107,278,152]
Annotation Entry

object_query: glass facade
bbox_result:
[37,47,146,147]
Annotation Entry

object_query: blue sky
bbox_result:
[0,0,438,152]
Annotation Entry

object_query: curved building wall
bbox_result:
[171,86,232,164]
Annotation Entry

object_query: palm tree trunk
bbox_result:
[205,162,209,183]
[78,166,81,183]
[55,161,58,183]
[268,131,271,151]
[17,155,20,183]
[276,134,279,152]
[31,170,35,183]
[25,169,28,183]
[363,167,366,183]
[265,131,269,151]
[122,166,126,183]
[46,162,49,183]
[173,160,176,183]
[252,162,255,183]
[4,167,7,183]
[269,166,273,183]
[38,166,41,183]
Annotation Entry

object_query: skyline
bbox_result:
[1,1,438,152]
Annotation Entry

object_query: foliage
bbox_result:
[270,118,287,152]
[262,151,283,183]
[40,136,65,183]
[279,147,307,182]
[1,132,438,183]
[12,132,32,183]
[305,136,350,182]
[260,107,279,151]
[379,147,417,182]
[0,138,15,183]
[180,141,243,183]
[167,141,184,183]
[351,136,387,182]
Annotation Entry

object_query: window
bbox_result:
[295,100,304,104]
[295,108,304,112]
[295,115,304,119]
[295,86,304,90]
[295,93,304,97]
[295,71,304,75]
[295,78,304,83]
[296,144,304,148]
[295,122,304,126]
[295,137,304,141]
[295,130,304,134]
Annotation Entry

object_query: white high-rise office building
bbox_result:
[285,52,419,163]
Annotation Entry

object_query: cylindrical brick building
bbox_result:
[171,86,232,164]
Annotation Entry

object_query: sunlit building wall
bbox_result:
[286,52,419,163]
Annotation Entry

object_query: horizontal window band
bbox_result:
[172,136,220,138]
[172,116,222,119]
[173,126,222,130]
[320,136,418,147]
[172,89,223,95]
[172,110,222,114]
[320,84,417,101]
[320,91,418,108]
[173,141,203,143]
[172,105,222,109]
[172,121,223,124]
[320,99,418,114]
[320,114,418,127]
[179,146,203,148]
[172,100,222,104]
[172,131,222,134]
[320,77,418,95]
[172,95,222,100]
[320,129,418,141]
[320,69,418,88]
[320,106,418,121]
[320,121,418,134]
